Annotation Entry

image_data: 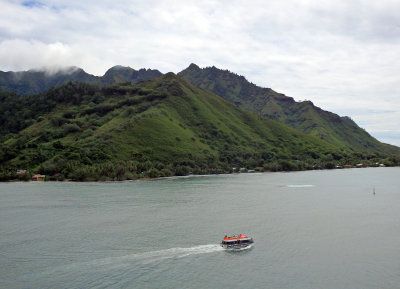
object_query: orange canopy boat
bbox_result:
[221,234,254,249]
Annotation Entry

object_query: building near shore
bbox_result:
[32,174,45,181]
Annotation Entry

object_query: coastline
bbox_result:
[1,165,396,183]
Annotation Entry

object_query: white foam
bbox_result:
[34,244,225,278]
[126,244,224,260]
[287,184,315,188]
[82,244,225,268]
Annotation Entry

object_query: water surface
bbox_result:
[1,168,399,288]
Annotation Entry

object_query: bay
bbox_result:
[1,167,400,289]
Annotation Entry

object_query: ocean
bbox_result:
[1,167,399,289]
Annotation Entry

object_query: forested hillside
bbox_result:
[3,74,396,181]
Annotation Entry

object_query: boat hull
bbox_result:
[221,237,254,250]
[221,243,253,250]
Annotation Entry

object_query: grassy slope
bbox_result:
[179,64,400,155]
[100,73,341,163]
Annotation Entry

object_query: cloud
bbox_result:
[0,39,113,73]
[0,0,399,146]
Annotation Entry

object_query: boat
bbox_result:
[221,234,254,250]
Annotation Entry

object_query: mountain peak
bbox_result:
[164,72,177,77]
[189,63,200,69]
[104,65,134,74]
[110,65,130,70]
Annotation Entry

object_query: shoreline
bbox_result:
[2,166,396,183]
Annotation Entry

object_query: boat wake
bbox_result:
[24,245,225,288]
[45,244,224,273]
[118,244,225,262]
[287,184,315,188]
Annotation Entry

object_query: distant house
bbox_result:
[16,170,26,175]
[32,174,45,181]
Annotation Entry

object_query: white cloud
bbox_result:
[0,0,399,146]
[0,39,113,73]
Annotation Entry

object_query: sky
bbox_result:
[1,0,400,146]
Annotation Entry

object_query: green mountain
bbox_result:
[178,64,399,154]
[0,66,162,95]
[3,73,391,181]
[2,64,399,156]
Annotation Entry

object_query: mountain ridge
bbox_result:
[178,64,399,154]
[4,73,385,181]
[0,66,162,95]
[1,64,399,157]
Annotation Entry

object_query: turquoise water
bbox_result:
[1,167,400,288]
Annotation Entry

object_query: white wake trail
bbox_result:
[67,244,224,269]
[119,244,225,262]
[26,245,225,289]
[31,244,225,281]
[287,184,315,188]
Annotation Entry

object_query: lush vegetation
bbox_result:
[3,63,399,155]
[1,73,399,181]
[179,64,400,154]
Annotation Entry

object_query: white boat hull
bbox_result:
[221,243,254,250]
